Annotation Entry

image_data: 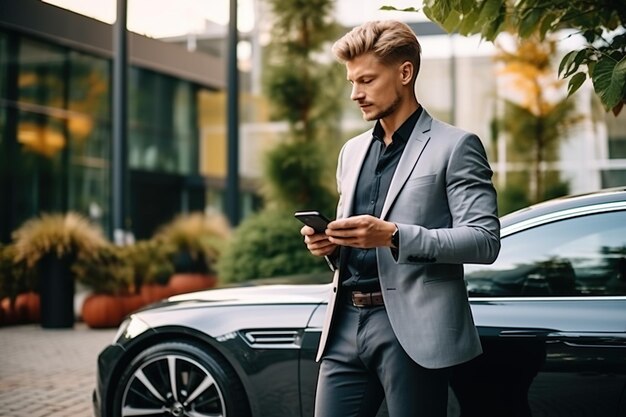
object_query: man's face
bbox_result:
[346,52,403,122]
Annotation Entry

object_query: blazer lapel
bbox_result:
[380,110,433,219]
[340,130,372,218]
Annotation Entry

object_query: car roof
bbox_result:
[500,187,626,229]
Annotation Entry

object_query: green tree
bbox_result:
[384,0,626,115]
[262,0,344,214]
[494,36,578,205]
[218,0,343,282]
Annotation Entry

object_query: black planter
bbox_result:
[172,250,208,274]
[38,254,75,328]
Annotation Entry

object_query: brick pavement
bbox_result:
[0,324,116,417]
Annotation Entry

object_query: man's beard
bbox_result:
[364,93,401,122]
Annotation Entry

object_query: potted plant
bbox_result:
[0,244,40,325]
[12,212,107,328]
[125,240,174,306]
[0,244,19,325]
[73,243,133,328]
[154,212,230,294]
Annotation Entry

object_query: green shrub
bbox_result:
[498,183,531,216]
[153,213,230,274]
[72,244,133,295]
[217,209,329,284]
[124,240,174,289]
[543,180,570,201]
[0,244,40,299]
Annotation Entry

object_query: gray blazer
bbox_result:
[316,109,501,369]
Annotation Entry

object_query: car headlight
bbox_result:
[113,316,150,343]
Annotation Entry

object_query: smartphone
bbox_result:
[294,210,331,233]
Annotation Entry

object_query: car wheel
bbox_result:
[112,341,250,417]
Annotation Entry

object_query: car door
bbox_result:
[458,208,626,417]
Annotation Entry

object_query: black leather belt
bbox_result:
[350,291,384,307]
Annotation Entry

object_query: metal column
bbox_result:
[226,0,240,227]
[112,0,128,242]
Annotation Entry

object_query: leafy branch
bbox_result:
[384,0,626,115]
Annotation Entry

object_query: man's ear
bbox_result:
[399,61,414,86]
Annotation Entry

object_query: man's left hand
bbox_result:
[326,215,396,249]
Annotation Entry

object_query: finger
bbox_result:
[328,236,369,249]
[327,235,354,245]
[304,233,330,244]
[327,218,358,230]
[327,227,366,239]
[309,242,337,256]
[306,240,336,255]
[328,215,373,230]
[300,225,316,236]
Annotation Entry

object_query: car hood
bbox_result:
[139,283,332,313]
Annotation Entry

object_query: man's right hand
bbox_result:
[301,225,337,257]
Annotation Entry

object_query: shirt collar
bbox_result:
[372,106,423,145]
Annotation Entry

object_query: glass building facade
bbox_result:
[0,1,251,243]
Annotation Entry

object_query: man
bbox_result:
[301,20,500,417]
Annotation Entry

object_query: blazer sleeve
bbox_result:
[396,133,500,265]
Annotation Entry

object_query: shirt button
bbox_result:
[370,200,375,205]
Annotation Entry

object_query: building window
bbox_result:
[601,170,626,188]
[608,138,626,160]
[606,110,626,159]
[67,50,111,231]
[128,68,198,175]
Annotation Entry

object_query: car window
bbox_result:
[465,210,626,297]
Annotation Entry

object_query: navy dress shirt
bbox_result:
[341,107,422,291]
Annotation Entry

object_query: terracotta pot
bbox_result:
[120,294,145,315]
[1,297,17,326]
[140,283,171,304]
[168,273,217,296]
[82,293,125,329]
[15,292,41,323]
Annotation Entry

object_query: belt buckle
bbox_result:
[351,290,384,307]
[351,291,369,308]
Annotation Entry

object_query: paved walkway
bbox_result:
[0,323,116,417]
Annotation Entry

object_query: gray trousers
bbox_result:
[314,301,449,417]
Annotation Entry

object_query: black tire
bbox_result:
[112,341,251,417]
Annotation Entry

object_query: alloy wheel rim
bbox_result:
[121,354,226,417]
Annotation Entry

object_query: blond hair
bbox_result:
[332,20,421,80]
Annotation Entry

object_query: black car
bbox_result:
[94,189,626,417]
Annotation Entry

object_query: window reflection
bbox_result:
[128,68,197,174]
[465,211,626,297]
[17,111,66,157]
[0,34,113,231]
[18,38,65,109]
[67,51,111,232]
